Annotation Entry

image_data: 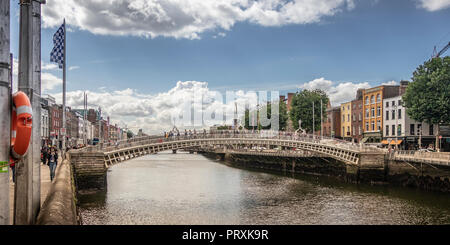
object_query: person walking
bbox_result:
[41,146,48,165]
[47,148,58,181]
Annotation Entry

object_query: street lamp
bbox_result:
[394,104,398,150]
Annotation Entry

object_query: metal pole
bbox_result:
[0,0,11,225]
[31,0,42,221]
[15,0,34,225]
[320,99,323,140]
[312,101,315,137]
[62,19,66,159]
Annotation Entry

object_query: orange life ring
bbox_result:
[10,91,33,160]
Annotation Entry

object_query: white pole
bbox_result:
[320,99,323,140]
[16,0,34,224]
[62,18,66,158]
[312,101,315,137]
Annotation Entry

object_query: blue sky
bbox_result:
[8,0,450,133]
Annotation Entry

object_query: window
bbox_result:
[430,125,434,136]
[371,95,374,104]
[392,101,395,107]
[371,108,375,117]
[410,124,415,135]
[386,101,389,108]
[347,105,350,110]
[398,109,401,119]
[348,114,350,122]
[371,121,375,131]
[353,114,355,122]
[359,104,362,109]
[359,113,362,121]
[392,110,395,120]
[347,126,350,136]
[398,124,401,136]
[343,127,345,135]
[342,115,345,122]
[386,125,389,136]
[376,94,381,102]
[353,104,356,109]
[342,106,345,111]
[365,109,369,118]
[365,96,369,105]
[353,126,355,135]
[377,106,381,117]
[359,126,362,135]
[386,110,389,120]
[398,100,402,106]
[366,122,369,131]
[418,124,422,135]
[392,125,395,137]
[377,120,381,131]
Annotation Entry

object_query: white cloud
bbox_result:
[381,80,398,86]
[417,0,450,11]
[42,62,58,70]
[42,0,355,40]
[50,81,260,134]
[69,66,80,71]
[299,77,371,106]
[12,58,62,94]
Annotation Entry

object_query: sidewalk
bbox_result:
[8,157,57,225]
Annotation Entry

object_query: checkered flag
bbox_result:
[50,23,65,69]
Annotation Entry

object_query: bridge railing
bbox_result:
[392,150,450,164]
[75,130,381,153]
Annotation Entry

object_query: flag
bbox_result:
[50,22,65,69]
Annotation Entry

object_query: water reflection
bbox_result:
[78,152,450,225]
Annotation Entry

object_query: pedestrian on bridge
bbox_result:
[47,148,58,181]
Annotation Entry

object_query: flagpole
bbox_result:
[62,18,66,158]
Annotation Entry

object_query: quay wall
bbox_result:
[36,153,80,225]
[202,151,450,193]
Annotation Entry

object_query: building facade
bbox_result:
[362,85,400,143]
[351,89,364,143]
[383,95,437,149]
[340,101,352,141]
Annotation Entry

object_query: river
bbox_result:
[78,151,450,225]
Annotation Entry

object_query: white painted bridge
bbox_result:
[77,131,383,167]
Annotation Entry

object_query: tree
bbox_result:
[402,56,450,150]
[243,100,288,131]
[127,130,134,139]
[289,89,329,133]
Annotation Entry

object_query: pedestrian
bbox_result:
[41,146,48,165]
[10,159,15,183]
[47,148,58,181]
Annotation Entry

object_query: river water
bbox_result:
[78,152,450,225]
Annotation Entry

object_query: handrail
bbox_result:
[74,130,381,154]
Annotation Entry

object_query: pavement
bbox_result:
[8,158,56,225]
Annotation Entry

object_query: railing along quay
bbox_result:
[390,150,450,166]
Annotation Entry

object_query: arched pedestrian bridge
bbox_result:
[69,131,387,190]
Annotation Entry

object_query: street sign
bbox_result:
[439,135,442,139]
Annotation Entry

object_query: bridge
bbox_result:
[78,131,383,165]
[69,131,391,190]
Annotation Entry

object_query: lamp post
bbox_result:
[394,104,398,150]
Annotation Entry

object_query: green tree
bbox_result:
[402,56,450,149]
[127,130,134,139]
[258,101,288,130]
[289,89,329,133]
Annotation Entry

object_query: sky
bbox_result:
[9,0,450,134]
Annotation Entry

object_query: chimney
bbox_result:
[399,80,409,95]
